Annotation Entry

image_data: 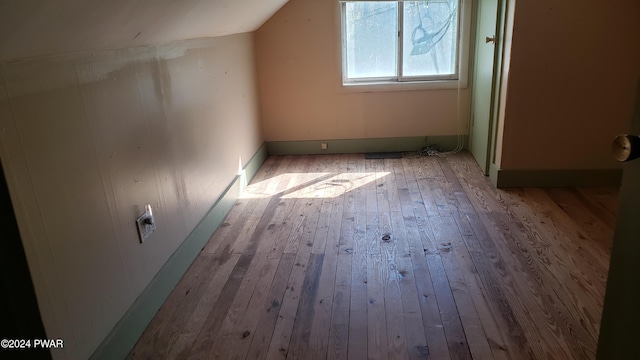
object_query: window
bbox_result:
[340,0,466,86]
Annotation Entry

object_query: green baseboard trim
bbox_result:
[266,136,468,155]
[492,166,623,188]
[90,143,267,360]
[489,163,500,187]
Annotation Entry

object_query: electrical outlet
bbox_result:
[321,142,328,150]
[136,204,156,243]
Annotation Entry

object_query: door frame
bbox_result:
[487,0,508,172]
[469,0,507,174]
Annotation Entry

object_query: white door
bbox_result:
[469,0,500,174]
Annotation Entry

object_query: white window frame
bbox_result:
[338,0,471,92]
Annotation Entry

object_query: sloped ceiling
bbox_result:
[0,0,289,61]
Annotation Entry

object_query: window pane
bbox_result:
[344,2,397,80]
[402,1,458,78]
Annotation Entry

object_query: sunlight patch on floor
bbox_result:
[240,172,390,199]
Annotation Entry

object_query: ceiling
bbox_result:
[0,0,289,61]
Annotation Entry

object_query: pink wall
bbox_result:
[256,0,470,142]
[497,0,640,170]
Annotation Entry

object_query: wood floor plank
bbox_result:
[385,158,402,213]
[338,212,355,255]
[348,247,368,360]
[429,159,539,359]
[347,154,366,215]
[430,216,493,360]
[186,253,256,359]
[573,188,617,230]
[367,253,389,360]
[265,256,312,360]
[512,188,610,275]
[443,154,581,359]
[230,156,297,254]
[382,215,408,360]
[283,171,324,254]
[402,157,439,219]
[266,157,318,258]
[402,159,452,360]
[393,159,415,222]
[209,252,280,359]
[253,183,302,256]
[131,152,616,360]
[308,154,345,358]
[202,156,285,252]
[375,159,391,215]
[396,255,429,360]
[348,211,369,359]
[305,155,349,360]
[544,188,613,255]
[310,156,337,255]
[365,159,379,213]
[486,211,580,359]
[408,250,451,360]
[201,200,250,255]
[425,251,473,360]
[578,187,618,217]
[131,253,239,359]
[327,253,351,360]
[246,253,296,360]
[130,254,211,356]
[202,156,284,255]
[445,157,603,358]
[366,210,382,256]
[454,211,537,360]
[441,155,584,360]
[448,215,517,360]
[500,189,607,337]
[346,156,369,359]
[286,253,325,359]
[411,162,473,360]
[164,253,241,358]
[266,195,325,360]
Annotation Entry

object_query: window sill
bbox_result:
[339,79,468,93]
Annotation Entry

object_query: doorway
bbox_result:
[0,162,50,360]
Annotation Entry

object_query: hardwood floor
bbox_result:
[130,152,617,360]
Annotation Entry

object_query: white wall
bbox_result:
[0,34,262,359]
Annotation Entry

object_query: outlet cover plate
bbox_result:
[136,213,156,243]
